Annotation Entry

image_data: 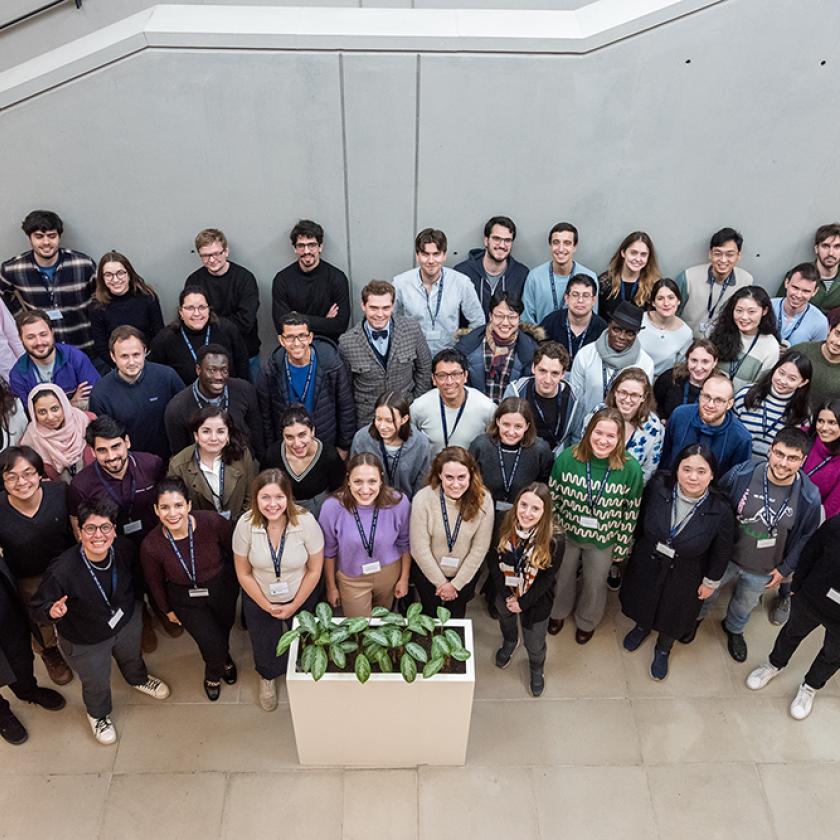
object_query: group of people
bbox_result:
[1,209,840,749]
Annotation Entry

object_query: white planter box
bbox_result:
[286,618,475,767]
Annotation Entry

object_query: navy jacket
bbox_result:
[455,326,539,398]
[454,248,530,320]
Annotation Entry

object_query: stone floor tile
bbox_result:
[759,762,840,836]
[343,769,418,840]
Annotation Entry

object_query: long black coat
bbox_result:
[620,474,735,639]
[0,555,32,688]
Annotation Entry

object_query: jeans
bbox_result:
[698,561,772,635]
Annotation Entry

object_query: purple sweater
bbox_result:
[318,494,410,578]
[804,437,840,520]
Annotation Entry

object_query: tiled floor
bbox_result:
[3,594,838,840]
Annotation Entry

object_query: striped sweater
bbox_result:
[549,449,643,561]
[733,388,792,458]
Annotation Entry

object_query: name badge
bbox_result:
[504,574,522,588]
[440,555,460,570]
[107,607,125,629]
[45,308,63,321]
[189,587,210,598]
[361,561,381,575]
[656,542,676,558]
[757,537,777,549]
[220,510,231,520]
[269,580,290,597]
[495,501,513,512]
[826,588,840,606]
[123,520,143,535]
[579,516,599,529]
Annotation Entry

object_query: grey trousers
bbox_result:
[550,539,614,631]
[57,604,148,719]
[496,595,549,670]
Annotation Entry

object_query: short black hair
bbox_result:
[565,274,598,296]
[85,415,128,447]
[488,291,524,316]
[548,222,578,245]
[290,220,324,246]
[483,216,516,239]
[77,498,119,527]
[0,445,46,478]
[771,427,810,457]
[22,210,63,236]
[280,312,311,333]
[196,343,231,366]
[709,227,743,251]
[432,348,468,374]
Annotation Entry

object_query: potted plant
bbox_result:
[280,602,475,767]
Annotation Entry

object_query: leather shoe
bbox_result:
[721,620,747,662]
[25,687,65,711]
[204,679,221,701]
[222,659,238,685]
[575,628,594,645]
[547,619,564,636]
[0,710,27,745]
[41,647,73,686]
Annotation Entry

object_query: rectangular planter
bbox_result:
[286,618,475,767]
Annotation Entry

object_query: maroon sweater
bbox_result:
[140,510,234,613]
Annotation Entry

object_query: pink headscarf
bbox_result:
[21,383,91,473]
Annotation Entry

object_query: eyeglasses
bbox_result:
[199,250,225,262]
[81,523,115,535]
[3,468,39,485]
[102,270,128,281]
[699,393,729,407]
[491,312,519,323]
[434,371,465,382]
[615,390,643,402]
[282,334,311,345]
[181,305,209,314]
[294,242,320,252]
[711,249,739,260]
[488,235,513,246]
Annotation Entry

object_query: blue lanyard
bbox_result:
[601,363,619,397]
[585,461,611,515]
[439,489,463,552]
[267,524,288,578]
[549,261,575,311]
[564,315,588,358]
[728,334,759,381]
[760,398,785,438]
[532,387,565,441]
[497,444,522,497]
[776,300,809,343]
[180,325,211,363]
[806,456,833,477]
[668,487,707,543]
[95,459,136,519]
[706,274,731,318]
[421,270,445,328]
[79,547,118,614]
[762,468,796,537]
[378,439,402,486]
[192,381,229,413]
[194,449,225,509]
[352,506,379,558]
[164,519,198,586]
[285,354,315,404]
[439,393,468,447]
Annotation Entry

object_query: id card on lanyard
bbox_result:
[95,460,141,534]
[165,518,209,597]
[440,393,468,447]
[581,461,611,529]
[267,525,290,599]
[353,506,381,574]
[79,547,124,628]
[180,325,211,363]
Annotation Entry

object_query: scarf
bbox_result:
[594,330,641,369]
[21,383,91,473]
[498,526,539,597]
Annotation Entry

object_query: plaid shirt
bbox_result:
[482,338,514,403]
[0,248,96,351]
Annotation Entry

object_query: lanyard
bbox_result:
[706,274,731,319]
[164,518,198,586]
[601,363,619,397]
[95,458,136,519]
[508,535,531,576]
[421,269,445,328]
[352,505,379,558]
[585,461,611,515]
[762,468,796,537]
[378,439,403,485]
[195,450,225,509]
[564,316,589,358]
[439,489,463,552]
[267,524,288,579]
[760,399,785,438]
[79,547,118,614]
[668,487,708,543]
[682,380,692,405]
[776,300,809,343]
[728,334,759,381]
[192,381,229,413]
[285,354,315,404]
[439,393,468,447]
[497,444,522,497]
[549,261,575,312]
[532,385,566,443]
[180,325,211,363]
[806,456,833,477]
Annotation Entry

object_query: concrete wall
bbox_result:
[1,0,838,352]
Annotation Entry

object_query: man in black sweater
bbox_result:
[271,219,350,341]
[184,228,261,381]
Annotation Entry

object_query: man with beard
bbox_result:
[776,223,840,314]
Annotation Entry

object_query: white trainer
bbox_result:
[790,683,817,720]
[746,663,781,690]
[259,677,277,712]
[87,714,117,745]
[133,675,170,700]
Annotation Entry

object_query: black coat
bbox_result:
[488,542,561,628]
[0,555,31,687]
[620,474,735,639]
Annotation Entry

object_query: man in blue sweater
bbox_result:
[660,373,752,475]
[89,326,184,461]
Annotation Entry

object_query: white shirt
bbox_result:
[637,313,693,376]
[198,456,223,511]
[410,386,495,457]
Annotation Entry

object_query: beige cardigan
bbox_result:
[409,485,494,590]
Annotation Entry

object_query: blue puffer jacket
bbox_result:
[454,324,541,398]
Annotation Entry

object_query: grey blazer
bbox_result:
[338,315,433,428]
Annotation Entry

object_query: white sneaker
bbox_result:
[87,714,117,745]
[259,677,277,712]
[790,683,817,720]
[133,675,170,700]
[746,663,781,690]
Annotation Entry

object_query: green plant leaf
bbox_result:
[315,629,331,646]
[443,628,462,651]
[311,646,328,681]
[300,644,314,674]
[363,642,383,659]
[329,627,350,645]
[329,644,347,669]
[400,652,417,683]
[380,613,406,625]
[405,641,428,663]
[418,614,436,633]
[436,605,452,625]
[406,601,423,621]
[275,627,301,656]
[297,611,318,636]
[315,602,333,625]
[450,647,471,662]
[339,640,359,653]
[376,650,393,673]
[422,656,445,679]
[355,653,371,683]
[384,626,403,648]
[371,606,391,618]
[406,619,427,636]
[401,629,412,645]
[364,628,389,648]
[431,635,451,659]
[343,617,370,634]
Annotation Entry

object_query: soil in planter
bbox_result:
[294,626,469,676]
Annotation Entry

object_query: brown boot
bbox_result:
[141,606,158,653]
[41,647,73,686]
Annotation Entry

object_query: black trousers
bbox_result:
[411,565,478,620]
[167,564,238,680]
[769,594,840,690]
[0,583,38,715]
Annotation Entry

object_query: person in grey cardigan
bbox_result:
[338,280,432,429]
[350,392,431,499]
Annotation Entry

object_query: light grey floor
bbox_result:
[2,593,838,840]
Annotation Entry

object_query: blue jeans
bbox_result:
[698,561,772,635]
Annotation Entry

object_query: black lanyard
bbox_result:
[195,449,225,509]
[706,274,732,319]
[549,261,576,311]
[79,547,118,614]
[180,325,211,363]
[439,393,468,447]
[267,524,288,579]
[95,459,136,520]
[164,519,198,586]
[531,384,568,443]
[601,363,619,397]
[760,399,785,438]
[285,354,315,404]
[352,506,379,558]
[439,489,463,552]
[668,487,708,543]
[762,469,796,537]
[378,439,403,485]
[564,317,589,358]
[585,461,611,515]
[497,444,522,497]
[192,381,229,413]
[776,300,809,343]
[729,334,759,381]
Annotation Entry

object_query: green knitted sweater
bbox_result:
[549,449,643,561]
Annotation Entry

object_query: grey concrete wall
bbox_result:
[1,0,838,353]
